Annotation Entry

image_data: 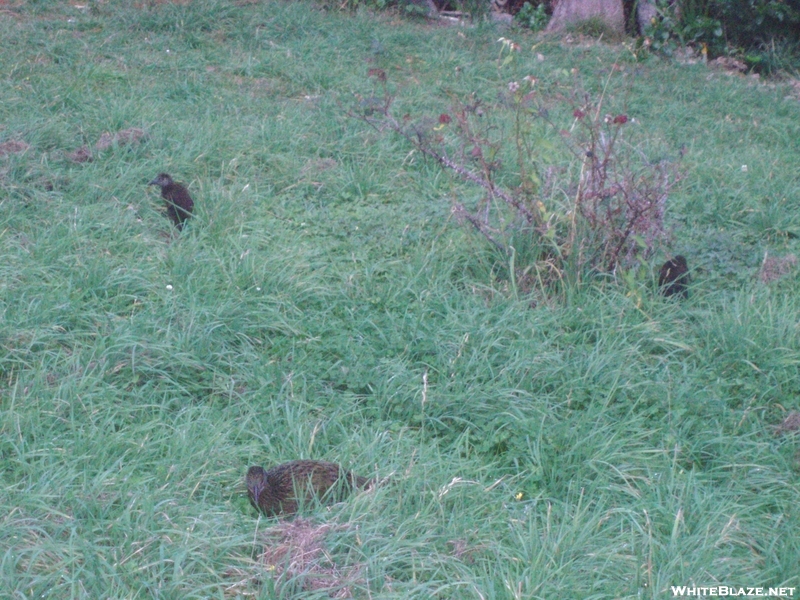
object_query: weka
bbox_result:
[148,173,194,230]
[246,460,369,516]
[658,255,690,299]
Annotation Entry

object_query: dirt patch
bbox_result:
[787,78,800,101]
[776,412,800,436]
[301,158,338,178]
[231,75,279,96]
[758,253,797,284]
[134,0,191,7]
[0,6,22,19]
[226,518,363,598]
[66,145,93,163]
[709,56,747,75]
[447,537,487,564]
[95,127,148,151]
[0,139,30,156]
[0,0,23,11]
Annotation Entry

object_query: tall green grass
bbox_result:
[1,0,799,597]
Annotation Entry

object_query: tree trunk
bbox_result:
[546,0,625,36]
[637,0,658,35]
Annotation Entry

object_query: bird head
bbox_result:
[148,173,174,187]
[245,466,268,498]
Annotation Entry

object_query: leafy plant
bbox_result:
[644,0,723,56]
[515,1,548,32]
[679,14,723,51]
[641,0,800,71]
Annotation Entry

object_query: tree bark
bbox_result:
[636,0,658,35]
[546,0,625,36]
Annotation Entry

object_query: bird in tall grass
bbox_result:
[658,255,690,298]
[148,173,194,230]
[246,460,369,516]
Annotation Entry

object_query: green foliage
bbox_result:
[456,0,492,20]
[400,0,434,18]
[643,0,800,72]
[515,1,548,32]
[712,0,800,46]
[644,0,724,56]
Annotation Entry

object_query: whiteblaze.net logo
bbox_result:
[671,587,796,597]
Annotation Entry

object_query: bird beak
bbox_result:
[147,179,158,186]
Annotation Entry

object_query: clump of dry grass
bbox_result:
[226,519,363,598]
[758,252,797,284]
[95,127,148,151]
[66,145,93,163]
[775,411,800,436]
[0,139,29,155]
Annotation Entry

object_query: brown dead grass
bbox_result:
[301,158,338,178]
[709,56,748,74]
[225,518,363,598]
[134,0,191,7]
[229,75,280,96]
[0,139,30,156]
[758,253,797,284]
[0,0,23,12]
[0,7,22,19]
[787,78,800,101]
[775,411,800,436]
[66,145,93,163]
[95,127,148,151]
[447,537,486,565]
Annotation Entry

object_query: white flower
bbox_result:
[508,81,520,92]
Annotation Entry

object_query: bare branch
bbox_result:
[453,203,508,254]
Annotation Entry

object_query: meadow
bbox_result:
[1,0,800,597]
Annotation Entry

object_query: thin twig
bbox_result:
[454,203,508,254]
[356,111,535,224]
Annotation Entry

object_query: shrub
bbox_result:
[351,58,680,296]
[711,0,800,47]
[643,0,724,57]
[643,0,800,73]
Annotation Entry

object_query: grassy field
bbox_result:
[1,1,800,598]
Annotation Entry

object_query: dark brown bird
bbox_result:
[148,173,193,230]
[246,460,369,516]
[658,255,690,298]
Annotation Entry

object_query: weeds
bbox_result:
[352,55,680,293]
